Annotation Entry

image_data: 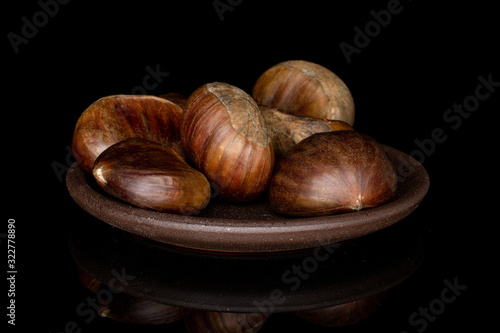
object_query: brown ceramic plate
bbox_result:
[66,145,429,253]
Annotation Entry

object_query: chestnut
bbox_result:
[72,95,183,174]
[268,131,397,217]
[252,60,355,125]
[260,106,353,158]
[181,82,274,202]
[184,310,268,333]
[159,92,188,109]
[323,118,355,131]
[92,138,211,215]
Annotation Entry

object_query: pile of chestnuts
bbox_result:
[72,60,397,218]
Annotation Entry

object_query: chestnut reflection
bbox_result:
[184,310,268,333]
[294,292,386,327]
[97,289,186,325]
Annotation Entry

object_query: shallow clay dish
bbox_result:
[66,145,429,253]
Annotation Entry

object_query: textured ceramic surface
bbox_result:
[66,145,429,253]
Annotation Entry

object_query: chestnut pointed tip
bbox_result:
[351,194,365,211]
[92,166,107,187]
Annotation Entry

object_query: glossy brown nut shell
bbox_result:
[269,131,397,217]
[252,60,355,125]
[159,92,188,109]
[181,82,274,202]
[72,95,183,173]
[260,106,353,158]
[323,119,354,131]
[93,138,210,215]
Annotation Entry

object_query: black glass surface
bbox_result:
[69,216,423,313]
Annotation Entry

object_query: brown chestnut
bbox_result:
[72,95,183,174]
[268,131,397,217]
[323,118,355,131]
[159,92,188,109]
[260,106,353,158]
[181,82,274,202]
[252,60,355,125]
[92,138,211,215]
[184,310,268,333]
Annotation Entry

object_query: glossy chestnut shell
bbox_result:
[93,138,211,215]
[159,92,188,109]
[268,131,397,217]
[252,60,355,125]
[181,82,274,202]
[72,95,182,173]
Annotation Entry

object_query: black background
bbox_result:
[4,0,497,332]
